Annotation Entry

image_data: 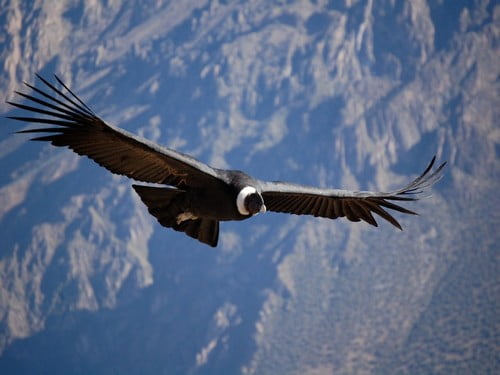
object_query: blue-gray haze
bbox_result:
[0,1,498,374]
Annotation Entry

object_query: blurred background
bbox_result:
[0,1,498,374]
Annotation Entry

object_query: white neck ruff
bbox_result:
[236,186,257,215]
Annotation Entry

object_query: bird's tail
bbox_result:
[132,184,219,247]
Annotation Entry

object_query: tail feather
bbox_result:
[132,184,219,247]
[179,219,219,248]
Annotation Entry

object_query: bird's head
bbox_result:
[245,192,266,215]
[237,186,266,216]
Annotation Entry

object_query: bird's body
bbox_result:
[7,75,446,246]
[137,169,261,224]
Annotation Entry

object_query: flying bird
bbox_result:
[7,75,445,247]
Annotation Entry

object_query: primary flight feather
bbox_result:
[7,75,446,247]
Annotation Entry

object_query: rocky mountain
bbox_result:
[0,0,498,373]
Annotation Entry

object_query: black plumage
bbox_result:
[7,75,446,247]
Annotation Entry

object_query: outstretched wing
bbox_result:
[7,74,220,189]
[260,157,446,229]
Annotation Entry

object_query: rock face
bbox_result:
[0,1,498,373]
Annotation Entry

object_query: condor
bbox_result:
[7,75,445,247]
